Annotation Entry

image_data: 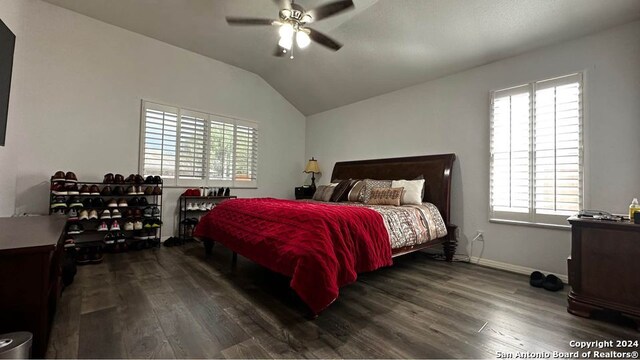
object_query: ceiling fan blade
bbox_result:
[273,45,287,57]
[307,28,343,51]
[226,17,277,26]
[273,0,291,10]
[307,0,354,22]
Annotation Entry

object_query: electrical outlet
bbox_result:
[474,230,484,242]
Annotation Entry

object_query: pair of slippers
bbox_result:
[530,271,564,291]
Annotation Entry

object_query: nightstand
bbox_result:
[295,186,315,200]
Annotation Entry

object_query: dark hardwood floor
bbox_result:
[46,242,639,359]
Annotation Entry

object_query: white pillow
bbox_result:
[391,179,425,205]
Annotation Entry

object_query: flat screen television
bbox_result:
[0,19,15,146]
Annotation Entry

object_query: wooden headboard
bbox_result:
[331,154,456,225]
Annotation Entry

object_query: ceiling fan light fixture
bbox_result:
[278,23,294,39]
[278,36,293,50]
[296,31,311,48]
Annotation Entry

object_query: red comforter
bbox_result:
[193,198,393,314]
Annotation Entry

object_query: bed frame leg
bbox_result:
[443,224,458,262]
[204,239,214,256]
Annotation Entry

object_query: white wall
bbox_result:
[306,21,640,276]
[0,0,306,236]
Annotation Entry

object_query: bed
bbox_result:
[194,154,457,314]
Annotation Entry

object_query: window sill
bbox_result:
[489,218,571,231]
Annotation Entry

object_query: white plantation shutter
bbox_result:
[534,74,582,218]
[141,102,177,180]
[178,110,208,186]
[233,120,258,188]
[140,101,259,188]
[490,73,583,226]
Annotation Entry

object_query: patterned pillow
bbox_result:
[321,183,338,202]
[360,179,393,203]
[312,185,327,201]
[365,187,404,206]
[330,179,356,202]
[347,180,365,202]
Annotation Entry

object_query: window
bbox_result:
[140,101,258,188]
[490,73,583,226]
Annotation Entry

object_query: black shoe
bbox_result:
[92,198,105,208]
[224,187,230,196]
[529,271,545,288]
[217,187,224,196]
[542,274,564,292]
[139,197,149,206]
[153,176,162,184]
[145,176,155,184]
[82,198,93,208]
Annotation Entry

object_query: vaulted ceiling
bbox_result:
[43,0,640,115]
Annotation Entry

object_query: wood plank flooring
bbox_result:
[46,243,639,359]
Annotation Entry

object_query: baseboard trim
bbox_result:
[469,256,568,283]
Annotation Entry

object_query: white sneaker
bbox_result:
[186,203,195,211]
[133,220,143,230]
[97,222,109,232]
[199,203,207,211]
[100,210,111,219]
[124,221,134,231]
[110,220,120,231]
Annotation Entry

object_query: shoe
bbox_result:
[101,186,112,196]
[133,220,143,230]
[224,187,230,196]
[65,171,78,183]
[137,186,145,195]
[76,249,91,265]
[139,197,148,206]
[530,271,545,288]
[115,232,126,243]
[65,184,79,195]
[144,186,153,195]
[134,231,148,240]
[542,274,564,292]
[110,220,121,231]
[51,196,67,208]
[118,198,128,207]
[143,207,153,218]
[114,174,125,184]
[198,203,207,211]
[133,208,142,218]
[92,198,105,208]
[126,186,136,195]
[186,203,195,211]
[143,220,152,229]
[52,171,66,182]
[52,207,67,215]
[125,174,135,183]
[89,248,103,264]
[112,186,124,196]
[68,196,83,208]
[111,209,122,219]
[153,176,162,184]
[152,207,160,217]
[207,188,215,196]
[51,183,67,195]
[217,188,224,196]
[78,209,89,220]
[151,219,162,228]
[124,221,134,231]
[79,185,91,195]
[103,173,114,184]
[100,209,111,219]
[89,185,100,195]
[153,186,162,195]
[68,208,79,220]
[129,197,139,207]
[145,176,154,184]
[103,233,116,245]
[67,223,84,235]
[64,235,76,249]
[107,199,118,208]
[82,198,93,208]
[97,221,109,232]
[134,174,144,184]
[89,209,99,220]
[123,209,133,218]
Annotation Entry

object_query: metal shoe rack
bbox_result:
[178,195,236,241]
[48,179,163,249]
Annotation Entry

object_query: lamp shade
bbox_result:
[304,158,320,173]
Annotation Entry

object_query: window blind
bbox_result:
[141,104,177,180]
[490,73,583,226]
[140,101,259,188]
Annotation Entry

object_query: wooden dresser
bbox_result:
[567,216,640,328]
[0,215,67,357]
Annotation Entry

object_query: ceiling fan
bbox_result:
[226,0,355,59]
